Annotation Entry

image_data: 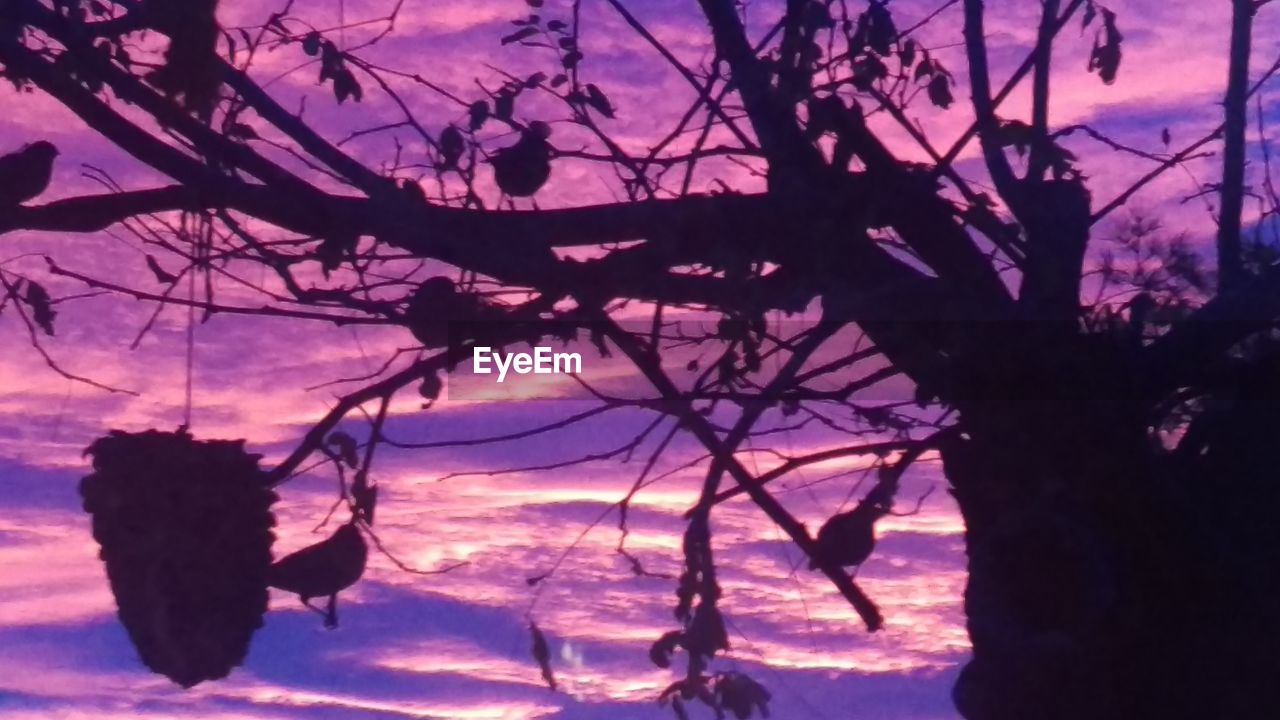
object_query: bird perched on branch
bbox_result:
[0,141,58,207]
[268,520,367,629]
[809,493,891,574]
[491,122,552,197]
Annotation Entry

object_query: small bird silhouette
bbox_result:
[0,141,58,207]
[269,521,367,628]
[809,496,889,573]
[491,122,552,197]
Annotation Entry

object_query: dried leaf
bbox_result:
[899,38,916,69]
[649,630,683,669]
[852,54,888,91]
[1087,8,1123,84]
[145,255,178,284]
[23,280,55,335]
[332,69,362,104]
[530,622,557,691]
[418,372,443,403]
[927,72,953,108]
[501,27,540,45]
[715,672,772,720]
[584,83,615,118]
[316,234,355,277]
[440,125,465,169]
[914,54,934,82]
[684,603,730,660]
[866,2,897,56]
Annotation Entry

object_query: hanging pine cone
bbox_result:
[80,429,277,688]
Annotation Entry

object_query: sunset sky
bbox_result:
[1,0,1277,718]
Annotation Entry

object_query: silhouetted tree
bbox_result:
[2,0,1279,717]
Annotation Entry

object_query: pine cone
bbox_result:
[80,429,277,687]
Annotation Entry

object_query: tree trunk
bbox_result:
[941,333,1280,719]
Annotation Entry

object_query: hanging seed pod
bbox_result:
[80,429,277,688]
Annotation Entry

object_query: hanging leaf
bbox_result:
[23,279,55,335]
[851,54,888,91]
[914,52,934,82]
[684,602,730,660]
[332,68,362,104]
[530,622,557,691]
[649,630,683,668]
[714,672,772,720]
[562,50,583,69]
[550,73,569,87]
[418,372,443,403]
[501,27,540,45]
[1087,8,1123,85]
[316,234,356,277]
[802,0,834,32]
[899,38,916,69]
[145,255,178,285]
[327,431,360,469]
[847,12,869,56]
[927,72,953,108]
[865,2,897,57]
[440,124,465,169]
[1082,0,1098,30]
[524,72,548,88]
[584,83,615,118]
[547,20,567,32]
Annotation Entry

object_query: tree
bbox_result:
[2,0,1279,717]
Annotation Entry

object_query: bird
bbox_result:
[0,141,58,207]
[809,496,890,574]
[268,521,367,629]
[491,122,552,197]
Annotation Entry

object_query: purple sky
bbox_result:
[1,0,1278,717]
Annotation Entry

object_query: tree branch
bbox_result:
[1217,0,1256,291]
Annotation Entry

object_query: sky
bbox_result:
[1,0,1279,718]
